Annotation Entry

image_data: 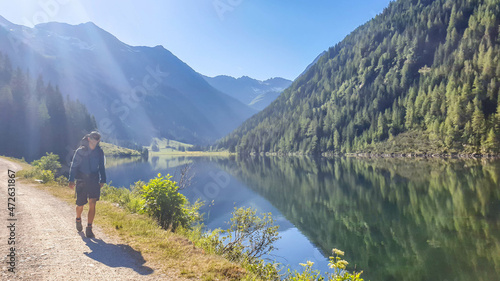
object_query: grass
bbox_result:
[3,156,256,280]
[146,138,193,152]
[100,142,142,157]
[1,155,31,169]
[146,138,233,156]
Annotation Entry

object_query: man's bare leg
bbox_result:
[88,198,97,225]
[76,205,84,219]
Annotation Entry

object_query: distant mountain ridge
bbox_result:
[203,75,292,111]
[0,16,256,145]
[219,0,500,155]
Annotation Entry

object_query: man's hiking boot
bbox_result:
[76,218,82,232]
[85,226,95,238]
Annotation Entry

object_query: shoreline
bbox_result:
[107,150,500,160]
[149,151,235,157]
[326,152,500,159]
[245,151,500,160]
[1,155,256,280]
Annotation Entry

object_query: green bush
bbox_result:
[100,181,145,214]
[141,173,202,231]
[100,177,202,230]
[184,225,225,255]
[20,167,54,183]
[185,207,282,280]
[56,175,69,186]
[40,170,55,183]
[222,207,281,262]
[19,153,62,183]
[243,259,281,281]
[31,153,61,174]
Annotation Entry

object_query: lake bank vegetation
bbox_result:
[8,154,365,280]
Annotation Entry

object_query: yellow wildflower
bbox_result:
[332,248,345,256]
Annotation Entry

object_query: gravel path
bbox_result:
[0,158,176,280]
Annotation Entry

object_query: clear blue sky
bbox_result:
[1,0,392,81]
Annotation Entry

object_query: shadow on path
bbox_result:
[79,233,154,275]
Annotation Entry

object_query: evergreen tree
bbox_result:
[218,0,500,155]
[0,52,96,161]
[483,128,499,153]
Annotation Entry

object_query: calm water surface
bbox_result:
[106,155,500,280]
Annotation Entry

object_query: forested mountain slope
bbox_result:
[0,17,255,145]
[219,0,500,155]
[0,52,96,161]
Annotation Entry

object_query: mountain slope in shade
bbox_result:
[0,16,256,145]
[203,75,292,111]
[218,0,500,155]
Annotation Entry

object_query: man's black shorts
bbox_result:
[75,175,101,206]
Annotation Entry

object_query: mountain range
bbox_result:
[203,75,292,111]
[0,16,265,145]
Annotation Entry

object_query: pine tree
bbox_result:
[495,99,500,133]
[218,0,500,155]
[482,128,499,153]
[471,98,487,146]
[0,52,97,160]
[377,114,387,141]
[333,130,340,152]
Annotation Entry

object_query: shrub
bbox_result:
[19,153,62,183]
[31,153,61,174]
[20,167,54,183]
[40,170,54,183]
[243,258,281,281]
[39,169,55,183]
[184,208,282,280]
[56,175,69,186]
[222,207,280,262]
[185,225,225,255]
[101,181,145,214]
[141,173,202,231]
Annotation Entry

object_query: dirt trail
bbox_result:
[0,158,173,280]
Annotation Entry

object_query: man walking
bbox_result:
[68,131,106,238]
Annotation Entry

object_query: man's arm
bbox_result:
[98,149,106,187]
[68,149,81,189]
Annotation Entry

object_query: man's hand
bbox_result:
[69,181,75,189]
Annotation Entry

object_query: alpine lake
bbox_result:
[105,154,500,281]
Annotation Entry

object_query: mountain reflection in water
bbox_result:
[106,155,500,280]
[214,156,500,281]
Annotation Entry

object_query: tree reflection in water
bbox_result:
[215,156,500,281]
